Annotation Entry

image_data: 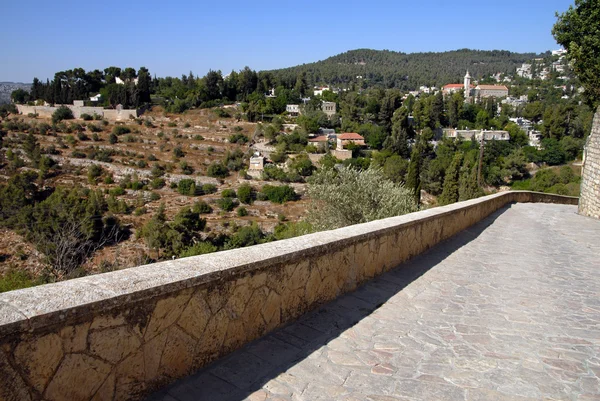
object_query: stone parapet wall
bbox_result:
[0,191,578,401]
[579,108,600,218]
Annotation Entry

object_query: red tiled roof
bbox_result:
[308,135,328,142]
[477,85,509,91]
[338,133,364,140]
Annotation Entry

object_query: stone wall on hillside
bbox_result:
[16,104,138,121]
[579,107,600,219]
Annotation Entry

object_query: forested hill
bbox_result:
[266,49,542,90]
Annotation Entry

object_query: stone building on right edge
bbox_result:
[579,108,600,219]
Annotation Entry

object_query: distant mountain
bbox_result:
[0,82,31,105]
[265,48,543,91]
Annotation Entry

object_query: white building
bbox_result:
[286,104,301,116]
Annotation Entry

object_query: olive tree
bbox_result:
[307,166,417,231]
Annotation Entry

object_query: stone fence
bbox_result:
[0,191,578,401]
[16,104,139,121]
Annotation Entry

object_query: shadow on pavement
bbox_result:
[146,205,511,401]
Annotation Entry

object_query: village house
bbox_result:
[322,101,336,117]
[286,104,301,116]
[337,133,365,149]
[443,129,510,141]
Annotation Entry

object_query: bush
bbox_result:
[150,178,166,189]
[89,124,103,133]
[207,162,229,178]
[194,135,204,141]
[192,201,212,214]
[201,183,217,194]
[216,197,237,211]
[229,133,249,144]
[179,242,217,258]
[173,146,185,158]
[261,185,297,204]
[237,207,248,217]
[237,183,253,204]
[221,189,236,198]
[109,133,118,144]
[150,192,161,201]
[177,179,198,196]
[52,106,74,123]
[81,113,93,121]
[109,187,126,196]
[213,108,231,118]
[112,126,131,136]
[87,164,103,184]
[0,269,38,293]
[180,161,194,175]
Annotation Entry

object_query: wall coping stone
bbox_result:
[0,191,577,338]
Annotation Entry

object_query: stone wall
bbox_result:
[0,191,577,401]
[16,105,138,121]
[579,107,600,218]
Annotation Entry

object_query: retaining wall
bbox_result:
[579,107,600,218]
[16,105,138,121]
[0,191,577,401]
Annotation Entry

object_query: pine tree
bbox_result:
[384,106,413,157]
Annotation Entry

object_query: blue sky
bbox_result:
[2,0,575,83]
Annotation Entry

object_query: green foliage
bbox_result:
[0,269,39,293]
[553,0,600,107]
[261,185,297,204]
[225,223,264,249]
[288,154,315,177]
[201,183,217,194]
[307,166,417,230]
[228,133,249,144]
[192,201,212,214]
[438,152,463,205]
[237,183,254,204]
[177,179,198,196]
[237,206,248,217]
[273,221,314,240]
[52,106,74,123]
[216,197,238,211]
[109,133,118,144]
[87,164,103,184]
[207,162,229,178]
[112,125,131,136]
[180,242,218,258]
[221,189,237,198]
[173,146,185,158]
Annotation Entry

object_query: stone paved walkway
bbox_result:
[148,203,600,401]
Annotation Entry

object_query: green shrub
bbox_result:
[52,106,74,123]
[177,179,198,196]
[192,201,212,214]
[207,163,229,178]
[109,133,118,144]
[112,126,131,136]
[179,242,217,258]
[237,207,248,217]
[261,185,297,204]
[173,146,185,158]
[221,189,236,198]
[150,178,166,189]
[237,183,253,204]
[228,133,249,144]
[81,113,93,121]
[0,269,38,293]
[109,187,126,196]
[201,183,217,194]
[216,197,237,211]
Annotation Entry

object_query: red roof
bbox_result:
[308,135,328,142]
[338,133,364,140]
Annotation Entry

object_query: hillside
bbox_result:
[266,48,541,90]
[0,82,31,105]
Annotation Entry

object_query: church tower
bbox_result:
[464,70,471,96]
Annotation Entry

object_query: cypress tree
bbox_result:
[439,152,463,205]
[406,143,422,204]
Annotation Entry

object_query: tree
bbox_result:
[406,143,423,203]
[553,0,600,107]
[138,203,168,259]
[384,106,413,157]
[237,183,254,204]
[439,152,463,205]
[307,166,417,230]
